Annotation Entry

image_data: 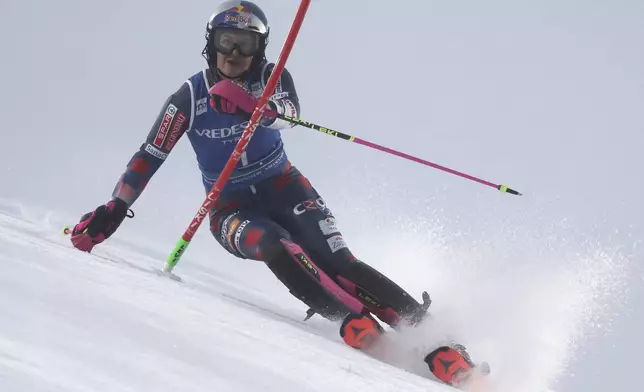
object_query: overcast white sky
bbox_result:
[1,1,642,390]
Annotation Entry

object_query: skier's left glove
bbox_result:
[208,80,278,122]
[69,198,133,252]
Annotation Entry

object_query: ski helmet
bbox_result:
[202,1,270,75]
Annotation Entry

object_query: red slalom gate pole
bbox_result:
[163,0,312,273]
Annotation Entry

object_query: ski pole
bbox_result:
[278,114,522,196]
[162,0,312,274]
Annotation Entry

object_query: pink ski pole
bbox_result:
[278,114,522,196]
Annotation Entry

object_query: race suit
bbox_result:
[110,63,426,326]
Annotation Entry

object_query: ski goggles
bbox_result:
[213,28,262,57]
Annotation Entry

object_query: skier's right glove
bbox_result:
[208,80,278,121]
[70,198,133,252]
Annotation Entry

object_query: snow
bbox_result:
[0,200,455,392]
[0,195,631,392]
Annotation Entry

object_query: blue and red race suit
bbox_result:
[112,62,299,202]
[109,62,426,327]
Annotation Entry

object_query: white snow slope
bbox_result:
[0,201,455,392]
[0,196,632,392]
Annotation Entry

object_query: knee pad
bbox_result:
[210,210,245,257]
[211,210,291,260]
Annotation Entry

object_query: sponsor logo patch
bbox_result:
[224,12,251,25]
[194,121,249,140]
[196,97,208,116]
[221,212,239,251]
[153,104,177,148]
[318,217,339,235]
[327,235,348,253]
[270,91,289,100]
[226,218,242,250]
[164,112,186,151]
[144,143,168,160]
[296,253,320,280]
[250,82,262,97]
[356,285,383,309]
[283,99,297,116]
[293,197,330,216]
[234,220,250,254]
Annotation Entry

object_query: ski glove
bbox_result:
[70,198,133,252]
[208,80,278,121]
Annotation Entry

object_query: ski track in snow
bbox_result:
[0,199,630,392]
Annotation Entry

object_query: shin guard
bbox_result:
[336,260,430,327]
[264,238,367,321]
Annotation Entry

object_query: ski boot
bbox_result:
[424,343,489,387]
[340,313,384,350]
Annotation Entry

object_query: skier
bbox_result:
[68,1,477,385]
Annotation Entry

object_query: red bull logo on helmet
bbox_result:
[223,8,252,26]
[211,2,267,34]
